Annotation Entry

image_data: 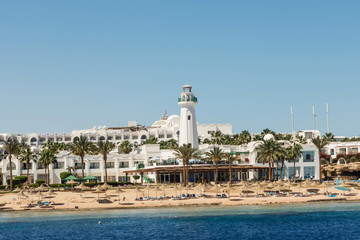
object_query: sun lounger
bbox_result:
[150,197,155,200]
[328,194,337,197]
[181,194,186,199]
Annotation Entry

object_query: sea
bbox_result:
[0,202,359,240]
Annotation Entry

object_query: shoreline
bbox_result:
[1,195,358,213]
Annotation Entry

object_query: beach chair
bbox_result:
[139,197,143,201]
[159,196,163,200]
[181,194,186,199]
[150,197,155,201]
[144,197,148,200]
[44,201,50,206]
[221,194,227,198]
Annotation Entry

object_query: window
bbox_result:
[75,162,85,169]
[37,163,45,169]
[119,162,129,168]
[124,136,129,140]
[94,176,101,181]
[350,148,358,154]
[40,138,46,142]
[107,136,113,140]
[304,132,313,140]
[288,167,301,179]
[132,135,138,139]
[188,115,191,120]
[304,166,315,179]
[65,137,71,141]
[330,149,334,155]
[303,151,315,162]
[99,136,105,141]
[159,134,164,139]
[54,162,64,169]
[118,176,127,182]
[115,136,121,140]
[167,134,172,138]
[89,162,100,169]
[37,174,46,181]
[57,138,63,141]
[338,148,346,154]
[208,131,215,135]
[107,176,116,182]
[149,135,155,139]
[7,163,16,170]
[21,163,32,170]
[106,162,115,168]
[90,136,96,141]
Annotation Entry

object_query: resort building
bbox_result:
[1,85,356,185]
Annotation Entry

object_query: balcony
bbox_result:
[178,97,197,103]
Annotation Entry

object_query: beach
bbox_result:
[1,183,359,212]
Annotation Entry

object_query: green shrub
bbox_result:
[36,179,45,185]
[49,184,62,188]
[29,184,39,188]
[0,185,6,190]
[6,176,28,187]
[84,182,97,187]
[60,172,72,180]
[107,181,120,186]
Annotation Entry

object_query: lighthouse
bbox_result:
[178,85,199,149]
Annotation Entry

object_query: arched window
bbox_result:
[188,115,191,120]
[7,162,16,170]
[141,135,147,140]
[73,136,80,142]
[337,157,346,165]
[99,136,105,141]
[30,137,37,142]
[182,96,185,101]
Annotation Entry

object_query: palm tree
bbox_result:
[3,139,21,190]
[118,141,133,154]
[67,136,95,178]
[224,153,236,184]
[255,139,283,181]
[18,143,37,184]
[324,133,335,142]
[95,141,116,183]
[286,143,303,180]
[39,149,57,185]
[211,131,223,145]
[205,147,224,184]
[173,144,200,186]
[312,136,329,183]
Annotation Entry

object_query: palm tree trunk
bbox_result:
[26,161,30,184]
[280,159,284,180]
[215,162,218,184]
[293,156,296,181]
[276,159,279,180]
[48,165,50,184]
[44,167,47,185]
[229,163,232,184]
[268,159,272,181]
[186,161,189,185]
[9,155,13,191]
[104,156,108,183]
[81,156,85,178]
[318,152,322,184]
[182,159,186,186]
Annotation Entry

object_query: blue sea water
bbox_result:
[0,203,360,240]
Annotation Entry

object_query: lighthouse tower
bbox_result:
[178,85,199,149]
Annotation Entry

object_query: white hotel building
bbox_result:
[0,85,325,184]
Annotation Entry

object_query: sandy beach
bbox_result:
[0,183,359,212]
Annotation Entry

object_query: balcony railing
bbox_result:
[178,97,197,103]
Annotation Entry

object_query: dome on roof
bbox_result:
[264,134,275,141]
[152,120,167,126]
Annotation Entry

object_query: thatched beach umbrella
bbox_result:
[36,191,45,200]
[17,191,28,200]
[135,187,143,199]
[47,189,57,196]
[93,185,104,199]
[67,179,78,185]
[160,184,167,197]
[101,183,111,190]
[13,187,23,192]
[116,187,124,203]
[75,182,90,191]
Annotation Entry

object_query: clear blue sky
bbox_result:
[1,1,359,136]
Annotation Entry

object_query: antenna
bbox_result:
[326,103,330,133]
[313,105,316,132]
[291,105,295,131]
[291,106,295,142]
